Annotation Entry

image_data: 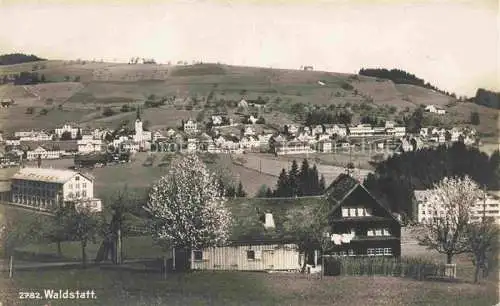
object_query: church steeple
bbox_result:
[136,106,141,121]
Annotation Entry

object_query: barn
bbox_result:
[190,239,302,272]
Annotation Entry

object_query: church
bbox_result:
[133,108,152,149]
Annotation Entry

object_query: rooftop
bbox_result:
[12,167,91,184]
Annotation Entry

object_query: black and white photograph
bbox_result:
[0,0,498,305]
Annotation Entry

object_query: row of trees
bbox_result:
[358,68,456,97]
[472,88,500,109]
[304,109,352,126]
[364,142,500,219]
[257,159,326,198]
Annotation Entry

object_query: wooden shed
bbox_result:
[190,239,302,272]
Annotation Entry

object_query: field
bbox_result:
[3,234,498,306]
[24,152,278,197]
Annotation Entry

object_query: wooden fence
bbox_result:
[323,256,454,280]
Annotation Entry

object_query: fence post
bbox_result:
[9,255,13,279]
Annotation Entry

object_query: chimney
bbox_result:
[264,213,275,229]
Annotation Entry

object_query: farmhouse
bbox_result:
[323,174,402,257]
[183,119,199,134]
[77,136,103,154]
[10,167,102,212]
[424,105,446,114]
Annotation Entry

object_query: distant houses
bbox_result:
[424,105,446,115]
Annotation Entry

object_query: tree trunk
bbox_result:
[474,264,480,283]
[57,241,62,257]
[301,253,308,273]
[446,253,453,264]
[81,240,87,269]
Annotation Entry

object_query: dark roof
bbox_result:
[324,173,359,204]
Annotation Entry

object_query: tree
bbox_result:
[144,154,232,252]
[406,108,424,133]
[274,168,290,197]
[466,207,499,283]
[288,160,300,197]
[102,107,115,117]
[470,111,480,125]
[236,181,247,197]
[39,108,48,116]
[283,205,329,272]
[74,76,81,82]
[40,74,46,82]
[256,184,269,197]
[298,159,311,196]
[120,104,130,113]
[59,203,100,268]
[60,131,72,141]
[417,176,482,264]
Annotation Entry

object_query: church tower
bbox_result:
[134,107,143,143]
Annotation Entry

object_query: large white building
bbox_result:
[10,167,102,212]
[415,190,500,225]
[55,124,79,139]
[77,135,103,154]
[26,146,65,160]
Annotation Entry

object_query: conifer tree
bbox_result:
[275,168,290,197]
[236,181,246,197]
[288,160,300,196]
[299,159,310,196]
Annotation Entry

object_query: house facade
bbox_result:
[55,124,79,139]
[26,146,65,160]
[323,174,402,257]
[415,190,500,225]
[10,167,101,212]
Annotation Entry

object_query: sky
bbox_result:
[0,0,498,96]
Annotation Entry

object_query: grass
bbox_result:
[16,236,166,262]
[0,267,497,306]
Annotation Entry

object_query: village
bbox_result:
[0,101,479,167]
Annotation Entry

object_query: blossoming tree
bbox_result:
[145,153,232,259]
[418,176,482,264]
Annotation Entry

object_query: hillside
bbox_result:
[0,60,496,143]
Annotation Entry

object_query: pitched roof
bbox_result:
[12,167,92,184]
[324,173,359,204]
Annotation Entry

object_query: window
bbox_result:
[383,228,391,236]
[193,251,203,261]
[367,229,374,236]
[348,249,354,256]
[76,184,80,189]
[69,184,73,189]
[342,208,349,217]
[365,208,372,216]
[367,248,374,256]
[383,248,392,255]
[247,250,255,260]
[75,176,80,181]
[357,208,364,216]
[349,208,356,217]
[339,251,347,257]
[375,229,382,236]
[375,248,383,256]
[82,190,87,197]
[75,192,80,198]
[83,183,87,188]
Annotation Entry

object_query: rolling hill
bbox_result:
[0,60,497,144]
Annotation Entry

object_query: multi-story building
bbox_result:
[10,167,101,212]
[77,135,103,154]
[349,124,374,137]
[275,141,315,155]
[55,124,79,139]
[183,119,199,134]
[26,145,65,160]
[415,190,500,225]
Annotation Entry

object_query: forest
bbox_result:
[0,53,46,65]
[473,88,500,109]
[358,68,455,97]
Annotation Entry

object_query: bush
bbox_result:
[341,82,354,91]
[102,107,115,117]
[39,108,48,116]
[25,107,34,114]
